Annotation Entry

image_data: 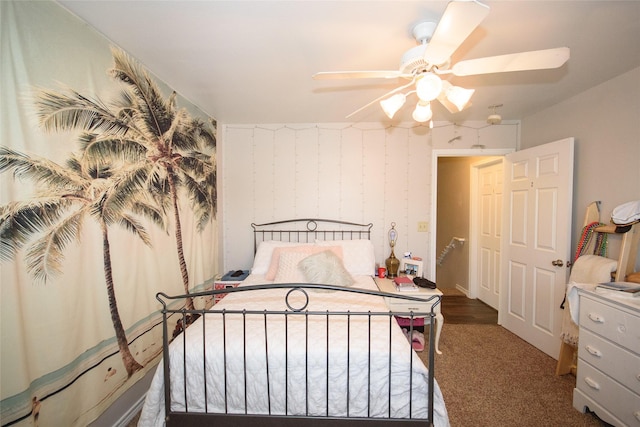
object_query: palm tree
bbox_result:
[0,147,164,376]
[34,47,217,311]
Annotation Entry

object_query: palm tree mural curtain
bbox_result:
[1,2,218,426]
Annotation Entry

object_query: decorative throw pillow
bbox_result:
[298,250,354,287]
[265,245,343,280]
[252,241,301,275]
[273,251,309,283]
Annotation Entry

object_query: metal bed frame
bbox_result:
[156,219,440,427]
[251,218,373,253]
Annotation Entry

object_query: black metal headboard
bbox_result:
[251,218,373,253]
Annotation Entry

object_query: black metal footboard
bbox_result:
[155,284,441,427]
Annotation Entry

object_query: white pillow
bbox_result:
[316,239,375,275]
[298,250,354,287]
[252,240,302,275]
[273,251,309,283]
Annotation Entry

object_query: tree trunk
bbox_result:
[102,222,143,377]
[167,169,195,311]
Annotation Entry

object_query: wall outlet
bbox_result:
[417,221,429,232]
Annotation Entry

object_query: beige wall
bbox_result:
[521,67,640,269]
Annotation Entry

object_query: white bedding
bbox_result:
[138,274,450,426]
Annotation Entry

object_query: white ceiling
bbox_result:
[57,1,640,125]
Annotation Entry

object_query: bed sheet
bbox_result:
[138,275,449,426]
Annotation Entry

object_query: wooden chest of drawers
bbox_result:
[573,289,640,426]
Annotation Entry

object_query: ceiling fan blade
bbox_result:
[451,47,570,76]
[345,78,416,118]
[313,71,409,80]
[423,0,490,67]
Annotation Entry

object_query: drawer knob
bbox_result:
[587,312,604,323]
[584,376,600,390]
[585,345,602,358]
[617,324,626,333]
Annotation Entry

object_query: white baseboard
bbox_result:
[88,363,157,427]
[455,284,469,297]
[114,393,145,427]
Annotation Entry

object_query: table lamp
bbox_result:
[385,222,400,278]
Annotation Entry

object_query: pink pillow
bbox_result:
[273,251,309,283]
[265,245,343,280]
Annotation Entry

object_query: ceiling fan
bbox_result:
[313,0,570,123]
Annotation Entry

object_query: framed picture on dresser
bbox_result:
[400,258,423,277]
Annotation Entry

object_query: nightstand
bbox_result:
[375,277,444,354]
[213,270,249,305]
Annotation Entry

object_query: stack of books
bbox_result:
[394,276,418,292]
[595,282,640,296]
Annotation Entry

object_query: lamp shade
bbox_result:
[380,93,406,119]
[412,101,433,122]
[447,86,475,111]
[415,73,443,102]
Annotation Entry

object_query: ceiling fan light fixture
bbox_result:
[315,1,570,124]
[412,101,433,123]
[487,103,503,124]
[415,73,443,102]
[380,93,407,119]
[487,113,502,125]
[447,86,475,111]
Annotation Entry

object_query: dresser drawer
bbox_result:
[384,297,439,315]
[578,328,640,395]
[376,278,442,315]
[579,295,640,354]
[576,362,640,426]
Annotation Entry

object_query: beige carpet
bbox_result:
[426,323,607,426]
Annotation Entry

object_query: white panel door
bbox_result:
[477,160,502,310]
[499,138,574,359]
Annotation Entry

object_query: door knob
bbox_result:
[552,259,564,267]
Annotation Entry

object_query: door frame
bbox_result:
[429,149,514,292]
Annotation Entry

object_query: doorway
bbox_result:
[429,149,513,309]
